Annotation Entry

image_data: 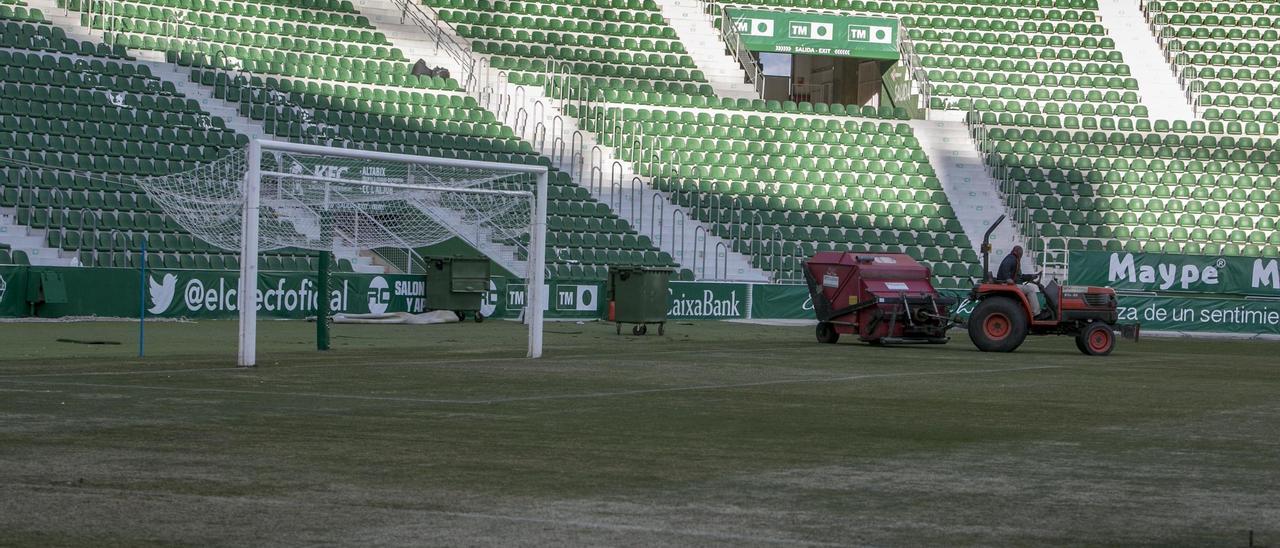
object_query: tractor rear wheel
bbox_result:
[816,322,839,344]
[1076,322,1115,356]
[968,297,1028,352]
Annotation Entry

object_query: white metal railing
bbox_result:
[1039,236,1069,283]
[964,110,1038,263]
[719,10,764,98]
[790,82,832,104]
[369,246,428,274]
[892,21,932,116]
[392,0,477,92]
[407,20,784,280]
[1142,0,1205,116]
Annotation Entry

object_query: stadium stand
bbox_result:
[1144,0,1280,123]
[1,0,1274,288]
[974,117,1280,259]
[703,0,1145,127]
[64,0,448,90]
[0,6,345,271]
[24,0,684,279]
[580,103,981,286]
[425,0,717,100]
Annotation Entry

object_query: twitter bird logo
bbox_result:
[148,274,177,314]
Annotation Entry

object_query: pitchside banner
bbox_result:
[5,267,1279,335]
[1113,294,1280,334]
[143,271,428,318]
[751,283,813,319]
[727,9,900,60]
[0,265,28,317]
[1068,251,1280,297]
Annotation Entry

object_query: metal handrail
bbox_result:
[392,0,476,91]
[628,176,643,231]
[649,193,664,242]
[896,20,933,116]
[76,208,98,261]
[720,10,764,98]
[693,225,707,278]
[963,110,1039,264]
[714,241,728,280]
[671,208,686,265]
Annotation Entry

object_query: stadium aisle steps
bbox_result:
[1144,0,1280,123]
[1095,0,1195,121]
[649,0,757,99]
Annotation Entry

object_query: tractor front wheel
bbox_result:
[1076,322,1115,356]
[816,322,840,344]
[968,297,1028,352]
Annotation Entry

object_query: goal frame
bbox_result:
[237,139,549,366]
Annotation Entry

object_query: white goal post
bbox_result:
[140,139,548,366]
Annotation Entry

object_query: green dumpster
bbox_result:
[608,266,672,336]
[426,257,491,322]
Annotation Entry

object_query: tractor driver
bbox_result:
[996,246,1044,319]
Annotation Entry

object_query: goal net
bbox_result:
[137,140,549,366]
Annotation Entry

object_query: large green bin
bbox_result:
[426,257,491,322]
[608,266,672,335]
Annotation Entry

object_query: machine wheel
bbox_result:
[1076,322,1115,356]
[633,324,647,336]
[474,312,484,323]
[968,297,1028,352]
[816,322,840,344]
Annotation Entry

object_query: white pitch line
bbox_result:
[0,365,1060,406]
[17,481,840,546]
[405,508,846,547]
[476,365,1062,404]
[0,344,815,379]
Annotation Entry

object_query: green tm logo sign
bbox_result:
[556,284,598,312]
[848,24,894,44]
[789,21,833,40]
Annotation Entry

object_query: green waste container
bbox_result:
[608,266,672,336]
[426,257,491,322]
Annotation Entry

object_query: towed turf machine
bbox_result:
[966,215,1138,355]
[803,252,955,345]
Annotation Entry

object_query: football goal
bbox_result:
[138,139,549,366]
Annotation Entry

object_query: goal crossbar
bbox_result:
[258,171,537,200]
[238,139,549,366]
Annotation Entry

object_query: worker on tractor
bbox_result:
[995,246,1045,319]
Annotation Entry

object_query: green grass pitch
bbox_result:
[1,319,1277,545]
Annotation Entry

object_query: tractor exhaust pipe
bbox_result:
[981,215,1005,283]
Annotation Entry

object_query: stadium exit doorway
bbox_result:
[725,9,924,115]
[759,52,893,106]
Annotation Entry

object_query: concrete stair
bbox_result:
[1096,0,1197,121]
[136,56,273,140]
[908,119,1032,276]
[0,208,77,266]
[349,0,477,88]
[651,0,758,100]
[411,201,528,279]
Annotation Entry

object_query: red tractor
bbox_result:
[967,215,1136,355]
